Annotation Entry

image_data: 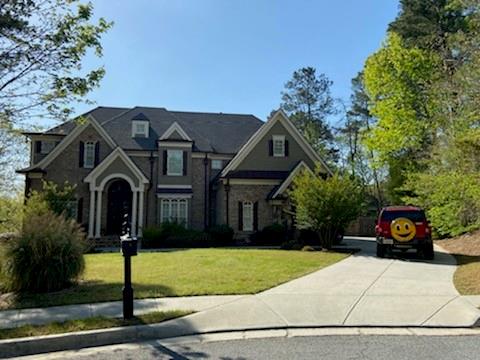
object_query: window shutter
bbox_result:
[253,202,258,231]
[79,141,84,167]
[35,141,42,153]
[77,198,83,223]
[268,140,273,156]
[285,140,289,156]
[238,202,243,231]
[183,151,187,176]
[94,142,100,166]
[162,150,167,175]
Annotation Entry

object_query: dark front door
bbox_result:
[106,179,132,235]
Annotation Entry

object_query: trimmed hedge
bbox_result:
[250,223,288,246]
[142,223,234,248]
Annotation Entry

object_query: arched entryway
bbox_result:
[106,179,132,235]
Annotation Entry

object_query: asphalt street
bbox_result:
[29,335,480,360]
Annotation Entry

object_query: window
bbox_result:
[272,135,285,157]
[132,120,149,137]
[167,149,183,176]
[40,141,55,154]
[242,201,253,231]
[211,159,223,170]
[161,198,188,224]
[84,142,95,168]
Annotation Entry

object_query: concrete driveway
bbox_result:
[159,237,480,335]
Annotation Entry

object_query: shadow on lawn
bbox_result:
[5,282,177,310]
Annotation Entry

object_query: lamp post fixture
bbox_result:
[121,235,138,319]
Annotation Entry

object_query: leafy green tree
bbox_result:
[280,67,337,163]
[290,170,364,249]
[0,0,112,125]
[28,181,77,219]
[363,33,441,187]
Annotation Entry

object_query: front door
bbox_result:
[106,179,132,235]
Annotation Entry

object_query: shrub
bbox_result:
[207,224,234,246]
[250,223,288,246]
[0,194,23,234]
[5,208,86,293]
[301,245,315,252]
[280,240,304,250]
[290,171,364,249]
[142,223,210,248]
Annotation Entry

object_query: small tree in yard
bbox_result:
[290,170,364,250]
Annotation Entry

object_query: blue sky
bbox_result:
[73,0,399,125]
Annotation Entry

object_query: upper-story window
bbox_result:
[167,149,183,176]
[132,120,149,138]
[84,142,96,168]
[272,135,285,157]
[40,141,55,154]
[211,159,223,170]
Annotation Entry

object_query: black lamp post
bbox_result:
[121,235,137,319]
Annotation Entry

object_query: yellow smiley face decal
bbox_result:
[390,217,416,242]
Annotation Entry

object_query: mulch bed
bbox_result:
[435,231,480,256]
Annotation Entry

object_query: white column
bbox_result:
[95,190,102,238]
[138,190,144,237]
[88,190,95,238]
[131,190,138,237]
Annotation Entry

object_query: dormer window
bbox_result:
[132,120,149,138]
[272,135,285,157]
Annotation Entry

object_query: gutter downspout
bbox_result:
[203,154,209,230]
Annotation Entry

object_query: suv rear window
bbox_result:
[380,210,426,222]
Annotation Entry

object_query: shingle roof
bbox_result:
[45,106,263,154]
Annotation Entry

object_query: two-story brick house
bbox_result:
[18,107,331,244]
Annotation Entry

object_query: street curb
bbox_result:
[1,321,480,359]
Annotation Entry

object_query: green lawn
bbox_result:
[5,248,348,309]
[453,255,480,295]
[0,310,191,340]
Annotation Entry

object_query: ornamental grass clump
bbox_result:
[5,205,86,293]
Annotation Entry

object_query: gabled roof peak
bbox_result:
[132,112,149,121]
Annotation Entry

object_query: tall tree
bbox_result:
[388,0,468,55]
[0,0,112,126]
[280,67,337,163]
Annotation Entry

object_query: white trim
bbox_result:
[131,191,138,237]
[157,184,192,189]
[272,135,285,157]
[125,151,158,157]
[221,178,282,186]
[131,120,149,138]
[157,141,192,148]
[156,194,192,199]
[98,173,138,192]
[22,114,116,172]
[95,190,102,238]
[192,153,234,160]
[88,190,95,238]
[138,191,144,237]
[271,161,314,199]
[27,173,43,179]
[84,147,149,191]
[220,110,332,177]
[159,122,192,141]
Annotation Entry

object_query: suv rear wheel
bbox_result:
[423,240,434,260]
[376,243,385,258]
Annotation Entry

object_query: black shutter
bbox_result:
[79,141,84,167]
[268,140,273,156]
[77,198,83,223]
[162,150,167,175]
[253,202,258,231]
[35,141,42,153]
[238,202,243,231]
[94,142,100,166]
[285,140,289,157]
[183,151,187,176]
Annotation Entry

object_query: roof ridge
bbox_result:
[168,109,259,118]
[99,107,136,126]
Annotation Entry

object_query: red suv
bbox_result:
[375,206,433,259]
